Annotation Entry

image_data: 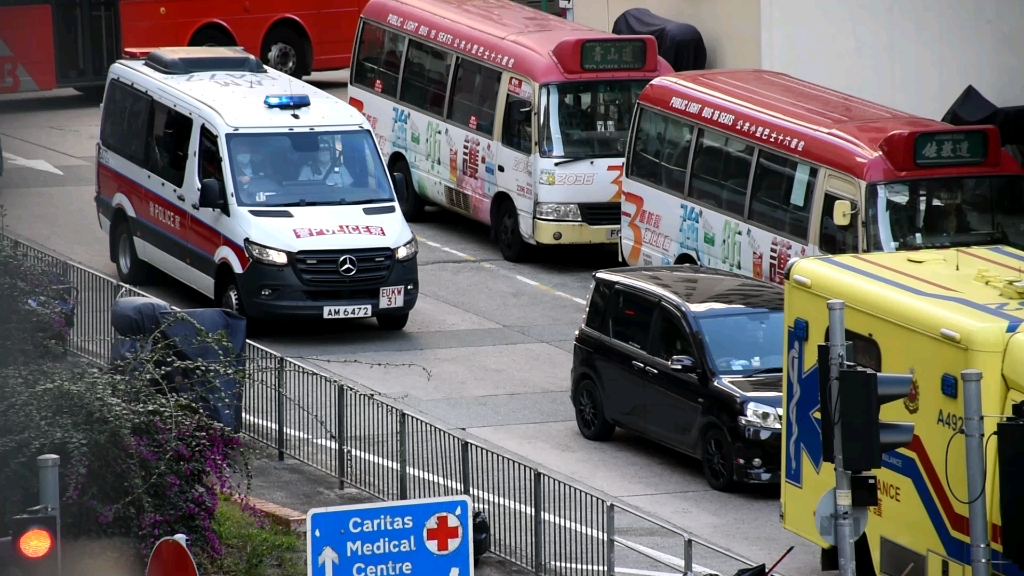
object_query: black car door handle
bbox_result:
[631,361,644,370]
[645,366,658,375]
[498,165,505,172]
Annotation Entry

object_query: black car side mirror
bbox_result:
[199,178,226,212]
[669,355,699,373]
[391,172,408,201]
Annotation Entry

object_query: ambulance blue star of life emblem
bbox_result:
[307,495,473,576]
[785,324,824,488]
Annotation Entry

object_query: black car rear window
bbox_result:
[584,280,613,334]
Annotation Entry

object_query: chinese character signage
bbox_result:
[914,131,987,166]
[580,40,646,71]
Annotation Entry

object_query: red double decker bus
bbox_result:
[0,0,366,96]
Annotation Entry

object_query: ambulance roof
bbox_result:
[114,49,365,130]
[787,247,1024,346]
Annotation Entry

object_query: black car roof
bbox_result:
[596,265,784,312]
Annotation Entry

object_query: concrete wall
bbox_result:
[572,0,761,69]
[760,0,1024,120]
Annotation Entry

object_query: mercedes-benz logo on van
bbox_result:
[338,255,358,276]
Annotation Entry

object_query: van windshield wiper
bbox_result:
[275,200,344,207]
[553,157,588,166]
[744,367,783,377]
[344,198,392,205]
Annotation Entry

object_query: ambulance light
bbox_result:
[941,373,958,399]
[265,95,311,110]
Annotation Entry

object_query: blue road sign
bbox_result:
[307,495,473,576]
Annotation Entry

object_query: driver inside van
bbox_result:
[232,140,274,189]
[299,138,354,187]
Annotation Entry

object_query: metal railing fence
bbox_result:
[0,231,765,576]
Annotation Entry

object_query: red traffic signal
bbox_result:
[10,513,59,576]
[17,528,53,558]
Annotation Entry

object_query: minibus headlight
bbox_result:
[535,203,581,222]
[740,402,782,429]
[244,239,289,265]
[395,236,418,261]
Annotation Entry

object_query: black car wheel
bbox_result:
[702,427,736,492]
[573,380,614,441]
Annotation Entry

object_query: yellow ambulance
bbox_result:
[780,246,1024,576]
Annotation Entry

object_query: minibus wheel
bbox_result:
[496,199,528,262]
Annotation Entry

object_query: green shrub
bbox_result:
[200,496,303,576]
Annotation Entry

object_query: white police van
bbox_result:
[95,47,419,329]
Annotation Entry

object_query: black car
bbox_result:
[570,265,785,491]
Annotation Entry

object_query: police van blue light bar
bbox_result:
[264,94,311,109]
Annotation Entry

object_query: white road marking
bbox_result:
[2,152,64,175]
[515,275,538,286]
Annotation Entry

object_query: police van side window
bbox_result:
[100,79,153,168]
[198,126,225,193]
[823,327,881,372]
[148,101,193,189]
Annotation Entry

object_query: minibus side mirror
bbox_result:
[391,172,408,201]
[832,199,853,227]
[199,179,226,211]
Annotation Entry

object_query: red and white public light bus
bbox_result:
[348,0,673,261]
[619,69,1024,282]
[0,0,365,96]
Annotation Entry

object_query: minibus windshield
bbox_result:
[225,130,394,207]
[539,80,648,159]
[865,175,1024,251]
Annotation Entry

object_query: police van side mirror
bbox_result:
[391,172,408,202]
[199,179,225,210]
[832,200,853,227]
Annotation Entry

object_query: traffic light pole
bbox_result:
[38,454,61,576]
[827,300,856,576]
[962,369,991,576]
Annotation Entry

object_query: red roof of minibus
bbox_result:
[360,0,674,83]
[639,70,1024,182]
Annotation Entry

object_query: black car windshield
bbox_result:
[539,80,649,159]
[692,306,785,376]
[865,175,1024,251]
[225,130,394,207]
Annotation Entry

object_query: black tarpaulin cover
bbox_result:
[611,8,706,72]
[110,297,246,432]
[942,85,1024,147]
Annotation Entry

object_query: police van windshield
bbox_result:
[539,80,648,159]
[226,130,394,207]
[866,176,1024,252]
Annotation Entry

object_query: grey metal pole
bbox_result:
[398,412,408,500]
[533,470,543,574]
[605,503,615,576]
[460,440,471,497]
[337,384,346,490]
[827,299,856,576]
[962,369,991,576]
[38,454,61,576]
[276,356,285,461]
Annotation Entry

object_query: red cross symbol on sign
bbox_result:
[423,512,463,555]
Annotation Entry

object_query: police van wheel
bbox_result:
[114,221,148,286]
[377,313,409,331]
[219,280,245,316]
[701,427,737,492]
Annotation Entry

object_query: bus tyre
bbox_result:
[377,313,409,331]
[113,221,149,286]
[395,158,424,221]
[573,379,614,441]
[263,27,309,79]
[496,199,528,262]
[701,427,736,492]
[189,28,233,47]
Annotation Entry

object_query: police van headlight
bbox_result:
[244,239,289,265]
[536,203,581,221]
[740,402,782,429]
[395,237,418,261]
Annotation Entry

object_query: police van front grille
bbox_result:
[579,203,621,226]
[292,248,395,286]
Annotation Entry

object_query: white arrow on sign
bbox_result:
[2,152,64,175]
[318,546,339,576]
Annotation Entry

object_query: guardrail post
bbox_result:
[276,356,285,461]
[460,440,471,497]
[38,454,62,576]
[533,470,543,574]
[606,503,615,576]
[337,383,346,490]
[398,411,408,500]
[684,537,693,576]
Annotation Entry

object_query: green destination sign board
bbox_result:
[580,40,647,71]
[914,130,988,166]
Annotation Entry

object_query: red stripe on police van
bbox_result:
[98,163,250,271]
[907,435,1002,545]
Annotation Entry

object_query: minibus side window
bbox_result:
[352,21,405,98]
[501,94,533,155]
[627,107,666,188]
[447,57,501,137]
[747,149,817,241]
[687,128,753,218]
[399,39,453,117]
[823,327,881,372]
